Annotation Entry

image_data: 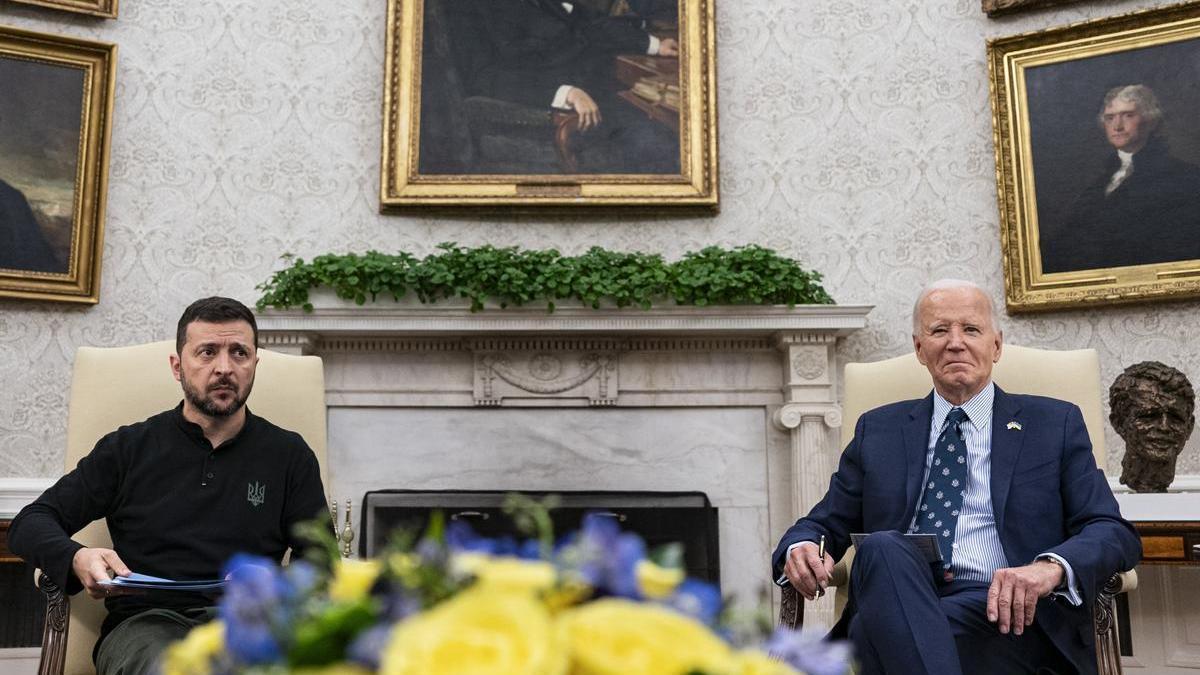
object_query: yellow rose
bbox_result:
[449,551,489,577]
[560,598,734,675]
[380,587,568,675]
[452,552,558,595]
[543,578,592,613]
[731,651,803,675]
[635,559,685,599]
[161,620,224,675]
[329,558,383,602]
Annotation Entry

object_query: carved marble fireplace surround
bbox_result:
[258,300,871,625]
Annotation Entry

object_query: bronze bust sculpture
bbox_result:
[1109,361,1195,493]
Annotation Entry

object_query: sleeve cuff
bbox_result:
[1038,553,1083,606]
[551,85,574,110]
[647,34,661,55]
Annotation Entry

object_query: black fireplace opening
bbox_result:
[360,490,720,587]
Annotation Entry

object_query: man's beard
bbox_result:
[181,374,252,418]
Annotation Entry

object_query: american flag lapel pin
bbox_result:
[1006,420,1022,431]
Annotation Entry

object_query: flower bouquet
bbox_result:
[164,497,850,675]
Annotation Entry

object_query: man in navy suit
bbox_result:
[772,279,1140,675]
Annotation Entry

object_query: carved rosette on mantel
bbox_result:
[256,296,870,629]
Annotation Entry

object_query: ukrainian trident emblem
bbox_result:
[247,481,265,507]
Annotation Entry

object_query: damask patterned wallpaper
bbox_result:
[1,0,1195,479]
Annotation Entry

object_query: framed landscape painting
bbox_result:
[0,26,116,304]
[989,2,1200,312]
[380,0,718,208]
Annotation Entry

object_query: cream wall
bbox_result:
[1,0,1198,481]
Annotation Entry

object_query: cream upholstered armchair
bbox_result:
[778,345,1138,675]
[35,340,328,675]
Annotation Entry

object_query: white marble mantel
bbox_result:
[257,300,871,624]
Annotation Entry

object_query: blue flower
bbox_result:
[663,578,722,626]
[345,622,393,670]
[381,588,422,621]
[219,555,287,664]
[765,627,853,675]
[568,513,646,599]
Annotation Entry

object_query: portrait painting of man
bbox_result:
[415,0,682,175]
[1023,37,1200,275]
[0,54,85,276]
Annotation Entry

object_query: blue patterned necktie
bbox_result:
[915,407,970,570]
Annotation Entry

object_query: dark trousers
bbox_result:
[95,607,216,675]
[571,94,680,174]
[847,531,1074,675]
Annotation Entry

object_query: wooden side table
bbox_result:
[1132,520,1200,565]
[1116,492,1200,566]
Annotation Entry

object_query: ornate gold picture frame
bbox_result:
[989,2,1200,312]
[0,26,116,303]
[983,0,1084,18]
[6,0,117,19]
[380,0,718,209]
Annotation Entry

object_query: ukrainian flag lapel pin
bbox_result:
[1006,420,1022,431]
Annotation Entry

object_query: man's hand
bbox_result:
[783,541,835,601]
[72,547,131,599]
[986,559,1063,635]
[658,38,678,57]
[565,88,601,131]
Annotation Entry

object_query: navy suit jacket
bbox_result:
[771,386,1141,674]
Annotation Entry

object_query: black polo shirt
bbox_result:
[9,403,328,650]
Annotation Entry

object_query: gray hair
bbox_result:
[911,279,1000,336]
[1097,84,1163,129]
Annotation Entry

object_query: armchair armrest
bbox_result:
[778,558,850,630]
[37,570,70,675]
[461,96,579,172]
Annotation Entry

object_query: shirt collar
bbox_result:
[931,381,994,433]
[1117,149,1134,166]
[171,401,256,449]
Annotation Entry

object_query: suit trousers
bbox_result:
[847,531,1074,675]
[95,606,217,675]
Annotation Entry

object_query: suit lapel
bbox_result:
[989,386,1025,534]
[903,394,934,526]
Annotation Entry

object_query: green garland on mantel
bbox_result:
[254,243,834,313]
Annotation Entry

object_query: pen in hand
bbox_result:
[816,534,826,598]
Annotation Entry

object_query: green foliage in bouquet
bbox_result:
[254,244,834,313]
[163,497,850,675]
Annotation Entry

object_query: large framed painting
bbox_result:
[989,2,1200,312]
[5,0,118,19]
[0,26,116,304]
[380,0,718,208]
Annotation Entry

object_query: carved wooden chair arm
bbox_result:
[778,558,849,630]
[36,570,70,675]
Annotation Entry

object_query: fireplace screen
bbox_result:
[361,491,720,585]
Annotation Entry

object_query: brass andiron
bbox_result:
[340,498,355,558]
[329,497,339,539]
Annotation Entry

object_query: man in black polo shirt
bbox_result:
[9,296,329,674]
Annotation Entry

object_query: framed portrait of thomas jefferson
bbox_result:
[0,26,115,304]
[380,0,718,208]
[989,3,1200,312]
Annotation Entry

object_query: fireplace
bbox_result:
[361,490,720,584]
[258,299,870,627]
